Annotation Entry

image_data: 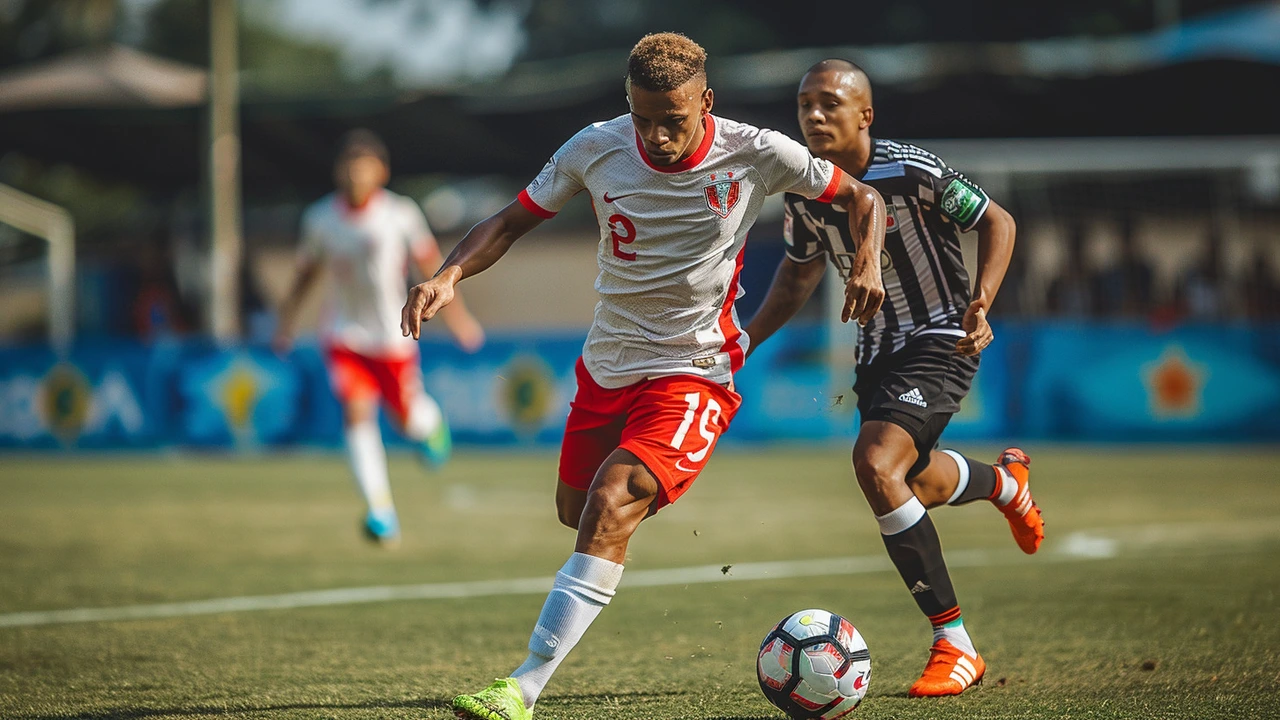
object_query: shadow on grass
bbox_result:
[35,692,786,720]
[546,689,685,702]
[28,697,450,719]
[544,691,778,719]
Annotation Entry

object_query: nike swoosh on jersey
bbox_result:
[602,192,636,203]
[675,460,700,472]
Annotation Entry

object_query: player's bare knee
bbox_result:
[590,484,649,529]
[580,482,653,542]
[342,401,374,427]
[852,445,907,502]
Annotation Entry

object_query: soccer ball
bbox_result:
[757,609,871,719]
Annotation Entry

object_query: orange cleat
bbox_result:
[908,639,986,697]
[995,447,1044,554]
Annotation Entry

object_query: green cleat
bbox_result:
[417,415,452,470]
[452,677,531,720]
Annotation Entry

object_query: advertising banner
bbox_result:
[0,342,155,449]
[2,323,1277,450]
[1020,323,1280,441]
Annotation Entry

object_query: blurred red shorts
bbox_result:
[325,344,422,424]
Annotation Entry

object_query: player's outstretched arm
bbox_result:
[832,176,887,326]
[744,257,827,357]
[401,201,544,340]
[956,199,1016,356]
[412,242,485,352]
[272,258,322,355]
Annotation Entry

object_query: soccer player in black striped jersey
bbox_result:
[746,59,1045,697]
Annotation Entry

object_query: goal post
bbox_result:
[0,182,75,351]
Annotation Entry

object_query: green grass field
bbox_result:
[2,447,1279,719]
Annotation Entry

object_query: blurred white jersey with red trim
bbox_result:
[299,190,436,358]
[518,113,843,388]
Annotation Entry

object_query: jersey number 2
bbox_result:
[669,392,722,463]
[609,214,637,261]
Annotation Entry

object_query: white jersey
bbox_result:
[519,113,843,388]
[299,190,435,358]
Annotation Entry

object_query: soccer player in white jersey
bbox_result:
[400,34,886,720]
[274,130,485,548]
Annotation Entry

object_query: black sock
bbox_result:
[880,508,960,622]
[943,450,998,506]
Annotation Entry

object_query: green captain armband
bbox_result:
[940,178,984,227]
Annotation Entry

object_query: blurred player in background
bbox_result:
[747,60,1040,697]
[402,34,884,720]
[274,129,485,548]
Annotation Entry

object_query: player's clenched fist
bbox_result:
[955,300,993,356]
[842,263,885,326]
[401,275,456,340]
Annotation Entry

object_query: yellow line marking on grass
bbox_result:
[2,517,1277,629]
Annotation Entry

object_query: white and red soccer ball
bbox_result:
[757,609,872,719]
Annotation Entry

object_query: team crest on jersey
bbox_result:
[704,172,741,218]
[885,204,899,233]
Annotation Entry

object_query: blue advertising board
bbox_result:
[1,322,1277,450]
[0,341,157,449]
[1018,322,1280,441]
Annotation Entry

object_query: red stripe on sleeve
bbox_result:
[816,165,844,204]
[517,189,556,219]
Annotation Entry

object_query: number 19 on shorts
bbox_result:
[669,392,723,467]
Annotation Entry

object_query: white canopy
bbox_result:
[0,44,206,112]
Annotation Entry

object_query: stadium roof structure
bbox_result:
[463,1,1280,111]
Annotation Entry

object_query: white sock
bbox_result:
[511,552,625,708]
[875,496,927,535]
[933,618,977,657]
[403,393,443,441]
[940,449,970,505]
[344,420,393,514]
[994,465,1018,506]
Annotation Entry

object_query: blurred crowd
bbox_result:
[996,223,1280,323]
[113,227,1280,346]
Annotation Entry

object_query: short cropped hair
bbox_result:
[808,58,867,78]
[627,32,707,92]
[337,128,390,167]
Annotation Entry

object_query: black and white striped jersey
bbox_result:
[783,138,990,364]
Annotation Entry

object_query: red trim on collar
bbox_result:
[634,114,716,174]
[336,189,383,216]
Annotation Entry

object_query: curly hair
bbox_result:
[627,32,707,92]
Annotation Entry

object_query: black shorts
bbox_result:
[854,334,980,479]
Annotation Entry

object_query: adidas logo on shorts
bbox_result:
[898,387,928,408]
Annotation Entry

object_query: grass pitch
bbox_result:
[2,446,1279,719]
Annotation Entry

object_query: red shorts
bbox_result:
[325,345,423,425]
[559,358,742,509]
